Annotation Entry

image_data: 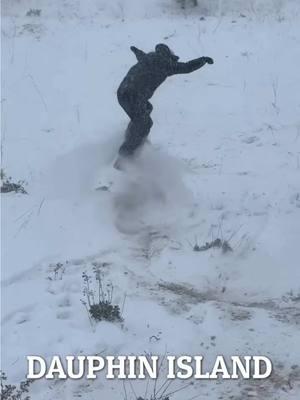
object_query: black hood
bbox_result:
[155,43,179,61]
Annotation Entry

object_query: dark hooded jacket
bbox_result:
[118,45,209,101]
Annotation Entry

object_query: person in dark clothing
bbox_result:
[116,43,214,166]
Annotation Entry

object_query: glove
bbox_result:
[204,57,214,64]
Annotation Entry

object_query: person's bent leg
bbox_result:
[118,114,153,157]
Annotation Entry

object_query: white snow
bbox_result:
[1,1,300,399]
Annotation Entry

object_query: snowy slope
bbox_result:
[1,1,300,399]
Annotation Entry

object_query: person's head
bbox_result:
[155,44,179,61]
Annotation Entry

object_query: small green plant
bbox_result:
[0,371,33,400]
[81,267,122,323]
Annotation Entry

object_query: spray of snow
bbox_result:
[113,146,193,233]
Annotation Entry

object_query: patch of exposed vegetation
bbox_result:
[81,267,123,323]
[0,372,33,400]
[191,237,233,253]
[176,0,198,10]
[18,24,44,40]
[26,9,42,17]
[1,170,27,194]
[47,262,67,281]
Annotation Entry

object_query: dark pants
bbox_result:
[117,89,153,157]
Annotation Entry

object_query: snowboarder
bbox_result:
[115,44,214,169]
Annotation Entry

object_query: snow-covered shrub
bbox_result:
[89,302,122,322]
[81,269,123,323]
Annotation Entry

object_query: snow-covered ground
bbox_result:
[1,1,300,399]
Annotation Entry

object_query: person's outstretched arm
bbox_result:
[130,46,146,62]
[169,57,214,75]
